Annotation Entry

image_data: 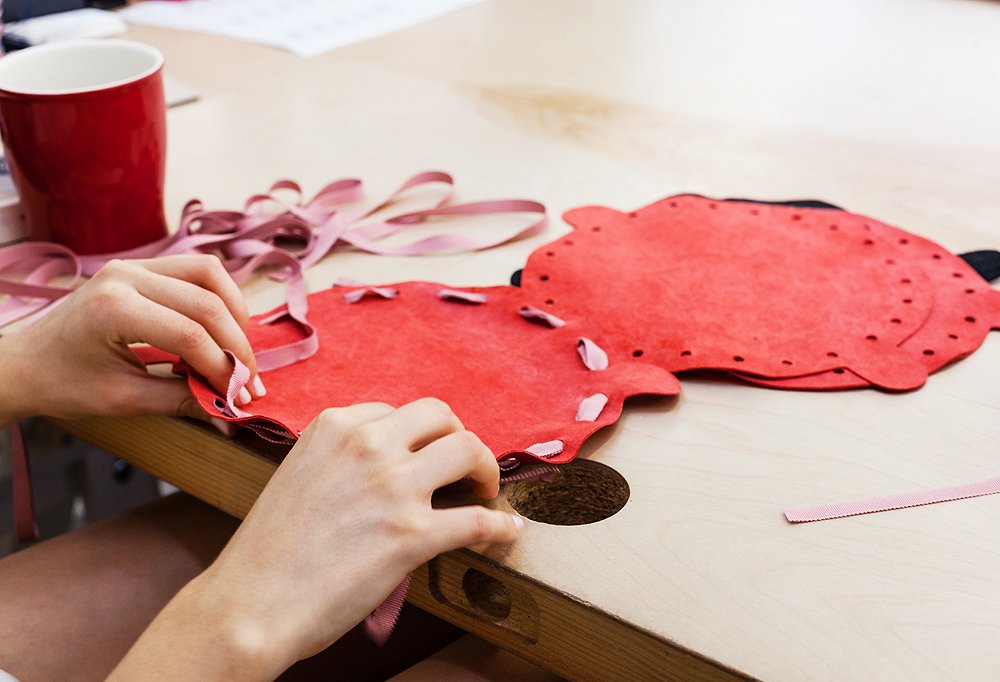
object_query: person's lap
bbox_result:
[0,492,465,681]
[0,493,239,680]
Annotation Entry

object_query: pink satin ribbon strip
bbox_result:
[784,475,1000,523]
[364,574,412,646]
[575,393,609,422]
[525,440,565,458]
[577,338,609,371]
[0,171,547,334]
[519,305,566,328]
[11,423,37,543]
[500,464,561,484]
[437,288,489,304]
[343,286,399,304]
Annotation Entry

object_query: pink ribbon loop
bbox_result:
[343,286,400,304]
[519,305,566,328]
[525,440,565,458]
[438,289,489,304]
[576,393,609,422]
[577,338,609,371]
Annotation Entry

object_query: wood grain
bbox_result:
[55,1,1000,679]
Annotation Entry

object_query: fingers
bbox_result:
[303,402,396,440]
[135,254,250,329]
[116,293,242,399]
[375,398,464,451]
[411,430,500,499]
[130,268,258,383]
[102,373,211,420]
[428,506,522,556]
[93,258,260,400]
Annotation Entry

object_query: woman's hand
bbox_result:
[0,255,263,425]
[110,398,522,680]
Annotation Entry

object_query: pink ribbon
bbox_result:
[0,171,548,332]
[525,440,565,458]
[437,288,489,304]
[577,338,609,371]
[784,475,1000,522]
[343,286,399,304]
[11,422,37,543]
[500,464,561,484]
[519,305,566,328]
[575,393,609,422]
[364,574,412,646]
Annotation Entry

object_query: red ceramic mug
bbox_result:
[0,40,168,254]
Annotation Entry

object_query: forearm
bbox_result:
[108,566,291,681]
[0,333,34,428]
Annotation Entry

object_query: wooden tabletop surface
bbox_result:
[59,1,1000,680]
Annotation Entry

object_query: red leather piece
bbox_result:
[728,206,1000,390]
[187,282,680,465]
[522,195,999,391]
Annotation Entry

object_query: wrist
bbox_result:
[177,567,294,679]
[112,565,293,680]
[0,333,36,426]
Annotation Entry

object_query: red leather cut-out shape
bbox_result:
[188,282,680,465]
[727,205,1000,390]
[521,195,995,391]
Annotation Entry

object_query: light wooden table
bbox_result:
[58,1,1000,680]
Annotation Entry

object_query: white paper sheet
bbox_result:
[119,0,487,58]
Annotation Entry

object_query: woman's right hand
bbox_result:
[0,254,263,426]
[111,398,522,680]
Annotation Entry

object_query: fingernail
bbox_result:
[238,387,252,405]
[252,375,267,397]
[510,513,524,531]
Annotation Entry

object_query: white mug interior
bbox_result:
[0,40,163,95]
